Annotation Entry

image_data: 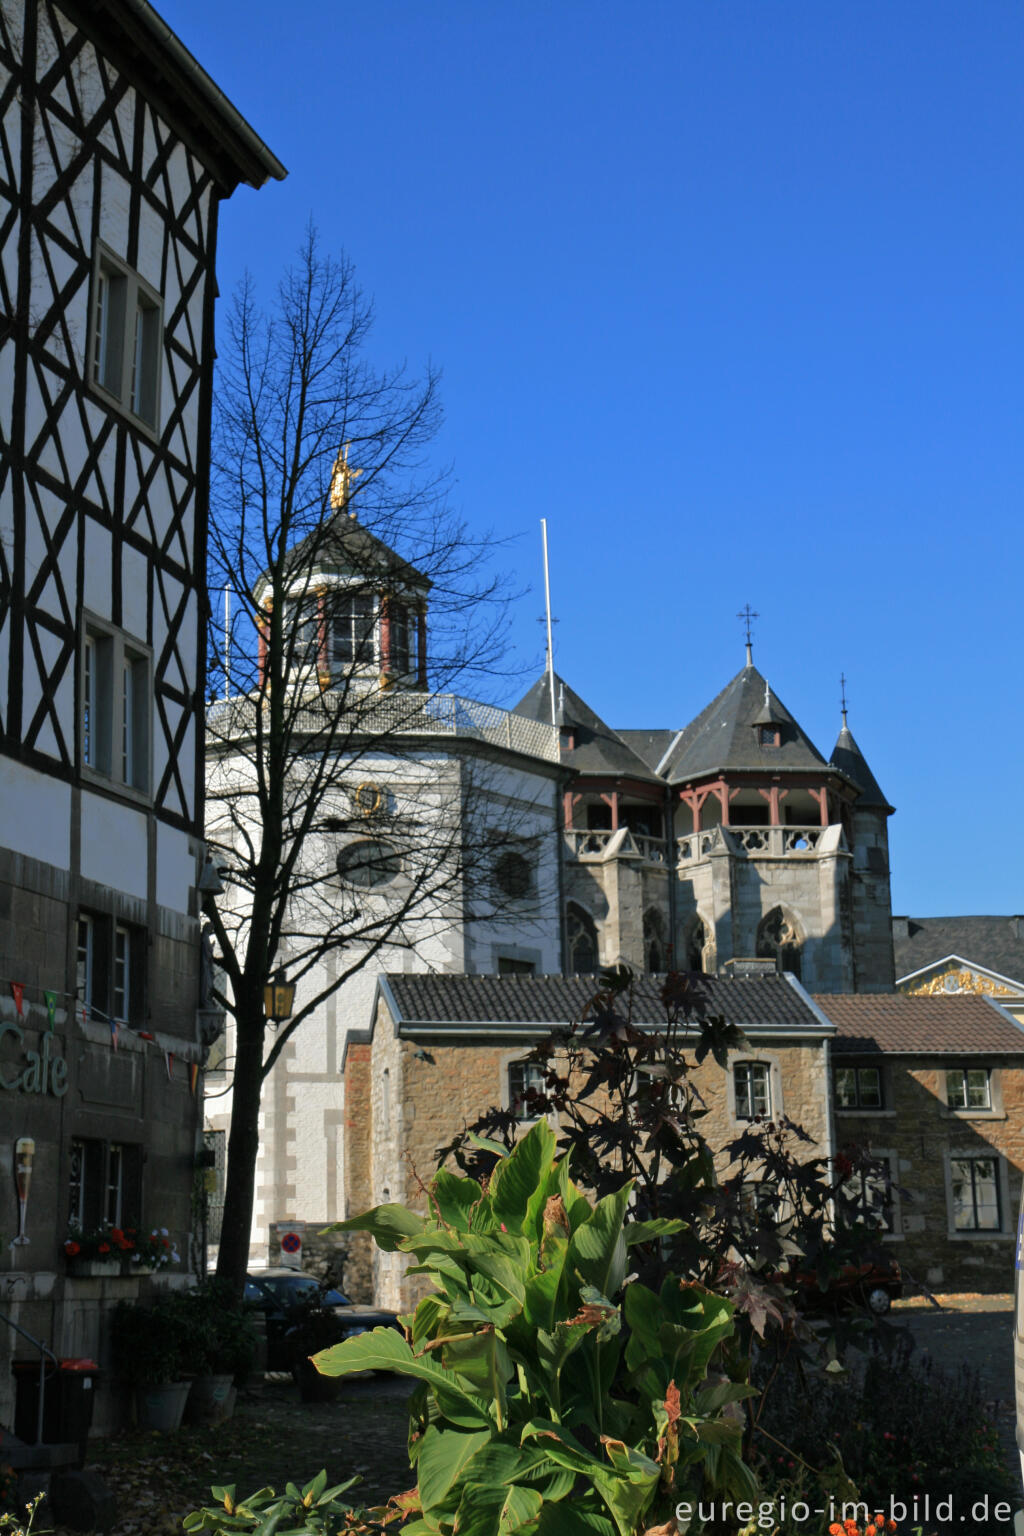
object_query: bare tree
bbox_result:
[203,229,560,1295]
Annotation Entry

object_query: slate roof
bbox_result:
[829,723,891,810]
[893,917,1024,989]
[658,664,828,783]
[514,673,662,782]
[380,971,831,1035]
[814,993,1024,1055]
[617,730,676,773]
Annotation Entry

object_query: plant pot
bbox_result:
[295,1359,342,1404]
[184,1372,235,1425]
[134,1380,190,1431]
[130,1264,155,1276]
[67,1258,122,1278]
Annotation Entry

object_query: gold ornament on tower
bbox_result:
[330,442,363,513]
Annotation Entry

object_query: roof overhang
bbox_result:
[66,0,287,192]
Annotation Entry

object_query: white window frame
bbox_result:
[946,1150,1006,1236]
[80,615,151,796]
[946,1067,992,1112]
[90,244,162,431]
[834,1063,885,1111]
[507,1058,547,1122]
[733,1060,772,1121]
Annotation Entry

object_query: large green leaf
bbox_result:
[313,1328,491,1428]
[328,1202,428,1253]
[453,1480,543,1535]
[416,1425,492,1513]
[489,1120,556,1236]
[535,1504,615,1535]
[443,1329,513,1425]
[431,1167,483,1231]
[623,1217,687,1247]
[566,1182,633,1298]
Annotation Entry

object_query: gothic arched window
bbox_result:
[756,906,803,979]
[566,903,599,975]
[682,915,713,974]
[643,909,666,973]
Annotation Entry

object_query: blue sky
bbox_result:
[175,1,1022,917]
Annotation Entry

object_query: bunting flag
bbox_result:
[82,1006,88,1026]
[44,991,57,1031]
[110,1018,119,1051]
[137,1030,155,1044]
[189,1062,199,1096]
[10,982,24,1018]
[164,1051,174,1081]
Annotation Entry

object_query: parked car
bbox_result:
[781,1255,903,1315]
[244,1268,400,1371]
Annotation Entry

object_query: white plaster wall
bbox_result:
[0,758,71,868]
[156,822,195,915]
[80,793,148,899]
[205,730,565,1265]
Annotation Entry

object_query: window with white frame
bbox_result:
[81,618,150,792]
[950,1154,1001,1231]
[841,1159,895,1233]
[69,1137,142,1230]
[331,591,376,666]
[76,912,145,1024]
[733,1060,771,1120]
[834,1064,883,1110]
[508,1060,546,1121]
[91,245,162,429]
[946,1067,991,1111]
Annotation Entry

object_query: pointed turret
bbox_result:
[659,661,827,782]
[829,719,893,812]
[514,671,661,781]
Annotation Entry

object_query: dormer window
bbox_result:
[757,726,780,748]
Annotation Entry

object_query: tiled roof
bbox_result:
[893,916,1024,990]
[381,971,829,1034]
[514,673,662,782]
[814,993,1024,1055]
[659,664,828,783]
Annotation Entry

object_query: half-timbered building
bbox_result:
[0,0,282,1434]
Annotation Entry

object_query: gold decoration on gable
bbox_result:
[902,968,1014,998]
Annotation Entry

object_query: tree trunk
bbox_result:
[215,995,266,1299]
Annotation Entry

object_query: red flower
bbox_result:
[64,1240,81,1257]
[161,1237,170,1248]
[98,1242,111,1253]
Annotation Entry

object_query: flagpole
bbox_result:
[541,519,556,728]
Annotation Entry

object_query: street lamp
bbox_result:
[263,972,295,1023]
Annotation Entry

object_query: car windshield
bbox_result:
[251,1274,351,1308]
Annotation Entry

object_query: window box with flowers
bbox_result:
[63,1223,132,1277]
[127,1227,181,1274]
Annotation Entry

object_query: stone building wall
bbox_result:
[346,996,832,1312]
[833,1053,1023,1292]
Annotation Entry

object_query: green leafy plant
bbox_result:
[109,1298,190,1385]
[164,1283,258,1378]
[319,1118,757,1535]
[182,1471,365,1534]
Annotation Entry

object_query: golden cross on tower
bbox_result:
[330,442,363,513]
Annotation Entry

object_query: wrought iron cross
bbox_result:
[737,604,759,648]
[840,672,849,723]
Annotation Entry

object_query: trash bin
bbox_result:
[12,1357,100,1467]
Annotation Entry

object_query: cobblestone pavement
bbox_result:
[894,1294,1020,1503]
